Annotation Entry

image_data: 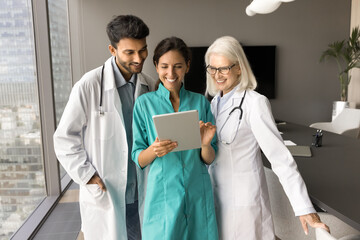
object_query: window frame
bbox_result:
[10,0,72,239]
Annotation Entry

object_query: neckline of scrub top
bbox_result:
[157,82,186,103]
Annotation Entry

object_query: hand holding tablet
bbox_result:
[152,110,202,152]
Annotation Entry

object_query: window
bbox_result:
[0,0,46,238]
[48,0,72,180]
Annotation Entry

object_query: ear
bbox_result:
[108,45,116,56]
[236,65,241,76]
[155,63,164,84]
[155,62,160,74]
[185,60,191,74]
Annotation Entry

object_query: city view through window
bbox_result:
[0,0,72,238]
[0,0,46,238]
[48,0,72,179]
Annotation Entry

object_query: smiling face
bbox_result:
[209,54,241,95]
[155,50,190,93]
[109,37,148,81]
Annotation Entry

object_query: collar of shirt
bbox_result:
[217,83,240,112]
[111,56,137,88]
[157,82,186,101]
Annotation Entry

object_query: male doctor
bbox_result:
[53,15,155,240]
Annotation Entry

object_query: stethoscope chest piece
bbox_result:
[99,106,104,116]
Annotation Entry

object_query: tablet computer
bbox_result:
[152,110,201,152]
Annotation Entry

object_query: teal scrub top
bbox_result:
[132,83,219,240]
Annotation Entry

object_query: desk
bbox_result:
[262,122,360,231]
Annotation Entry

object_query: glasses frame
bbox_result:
[206,64,236,75]
[218,90,246,144]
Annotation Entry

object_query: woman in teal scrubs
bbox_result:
[132,37,219,240]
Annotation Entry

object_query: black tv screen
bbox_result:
[184,45,276,99]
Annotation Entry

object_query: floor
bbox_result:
[32,182,281,240]
[33,182,83,240]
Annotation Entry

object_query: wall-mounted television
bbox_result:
[184,45,276,99]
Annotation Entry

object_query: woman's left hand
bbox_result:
[299,213,330,235]
[199,121,216,147]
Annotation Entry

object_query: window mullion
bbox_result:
[32,0,60,197]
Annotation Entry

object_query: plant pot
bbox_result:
[339,72,350,102]
[332,101,349,120]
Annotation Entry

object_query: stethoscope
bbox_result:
[218,90,246,144]
[99,64,105,115]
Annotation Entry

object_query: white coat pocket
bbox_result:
[85,184,104,198]
[233,172,260,207]
[90,111,115,140]
[79,184,111,237]
[81,184,110,208]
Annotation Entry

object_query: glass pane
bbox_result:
[48,0,72,180]
[0,0,46,238]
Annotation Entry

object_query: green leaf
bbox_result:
[320,26,360,101]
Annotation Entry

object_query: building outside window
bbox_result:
[0,0,72,237]
[48,0,72,180]
[0,0,46,239]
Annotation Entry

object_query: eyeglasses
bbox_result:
[206,64,236,75]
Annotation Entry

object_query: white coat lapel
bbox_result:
[217,88,244,117]
[211,94,220,118]
[135,73,150,99]
[102,58,124,124]
[230,90,245,111]
[103,58,116,91]
[212,92,241,118]
[215,89,245,126]
[218,97,235,116]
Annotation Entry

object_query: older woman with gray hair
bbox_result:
[205,36,329,240]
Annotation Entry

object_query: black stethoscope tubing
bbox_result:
[218,90,246,144]
[228,90,246,120]
[99,64,105,115]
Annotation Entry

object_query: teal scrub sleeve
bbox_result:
[205,99,218,154]
[132,99,149,169]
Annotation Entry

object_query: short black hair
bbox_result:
[106,15,149,48]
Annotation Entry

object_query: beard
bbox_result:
[117,57,143,75]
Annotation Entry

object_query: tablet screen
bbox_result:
[152,110,201,152]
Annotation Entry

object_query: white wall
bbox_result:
[69,0,351,126]
[349,0,360,108]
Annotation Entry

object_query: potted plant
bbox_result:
[320,27,360,119]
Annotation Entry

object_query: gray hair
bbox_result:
[205,36,257,96]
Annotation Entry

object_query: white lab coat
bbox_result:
[53,57,155,240]
[208,86,315,240]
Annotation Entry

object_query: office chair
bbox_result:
[265,167,360,240]
[316,228,337,240]
[316,228,360,240]
[310,108,360,139]
[265,167,316,239]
